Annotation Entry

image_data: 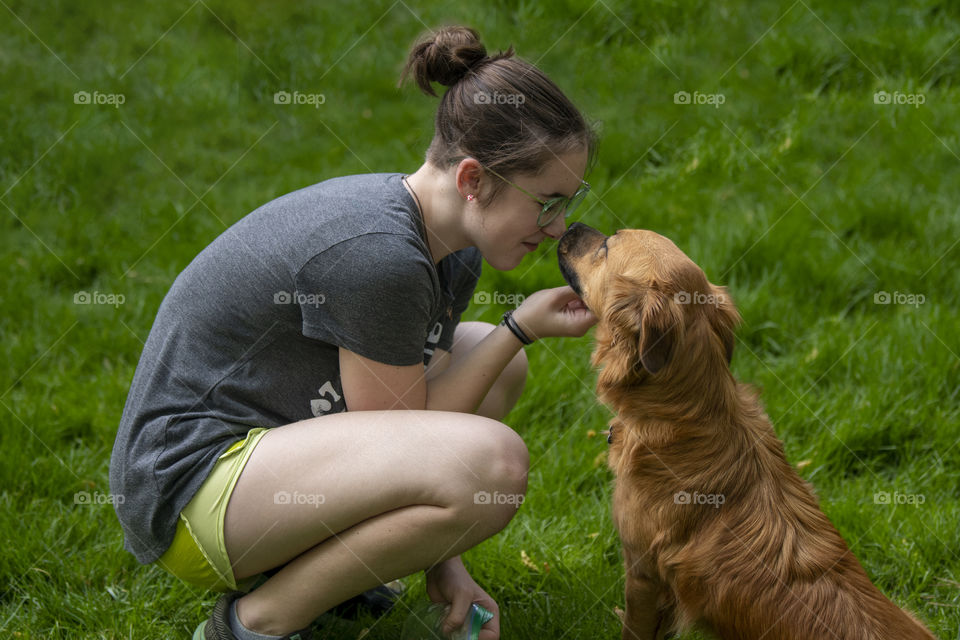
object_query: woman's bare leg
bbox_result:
[225,411,527,634]
[224,322,530,634]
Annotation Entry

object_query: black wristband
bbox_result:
[500,310,535,345]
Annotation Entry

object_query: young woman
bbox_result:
[109,25,597,640]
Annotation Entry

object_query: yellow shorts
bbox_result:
[155,427,270,592]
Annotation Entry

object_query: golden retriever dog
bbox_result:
[557,222,935,640]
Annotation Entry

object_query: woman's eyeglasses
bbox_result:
[482,165,590,228]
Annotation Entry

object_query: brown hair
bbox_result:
[400,26,597,205]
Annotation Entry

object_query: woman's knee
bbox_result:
[492,419,529,493]
[444,416,528,531]
[460,415,527,483]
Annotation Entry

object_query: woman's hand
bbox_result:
[511,285,597,340]
[425,556,499,640]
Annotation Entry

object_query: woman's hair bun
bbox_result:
[401,26,489,96]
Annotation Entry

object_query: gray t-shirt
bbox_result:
[110,173,481,564]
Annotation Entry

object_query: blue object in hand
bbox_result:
[401,601,494,640]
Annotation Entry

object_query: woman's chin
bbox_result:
[480,242,533,271]
[484,253,523,272]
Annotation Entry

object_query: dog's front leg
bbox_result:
[621,549,667,640]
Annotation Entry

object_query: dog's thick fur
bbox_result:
[558,223,935,640]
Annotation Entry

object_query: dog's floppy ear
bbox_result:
[709,284,740,365]
[637,286,683,374]
[600,276,682,378]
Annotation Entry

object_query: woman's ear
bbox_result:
[455,158,483,200]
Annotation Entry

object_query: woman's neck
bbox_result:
[402,163,471,264]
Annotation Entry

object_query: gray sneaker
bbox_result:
[192,591,313,640]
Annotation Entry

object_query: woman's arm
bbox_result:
[339,350,427,411]
[339,286,595,414]
[425,286,595,412]
[337,328,519,414]
[424,323,524,413]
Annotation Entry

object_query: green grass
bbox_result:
[2,0,959,637]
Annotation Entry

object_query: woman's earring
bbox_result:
[466,194,476,202]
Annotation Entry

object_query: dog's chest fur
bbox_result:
[604,416,703,555]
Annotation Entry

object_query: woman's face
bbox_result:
[471,149,590,271]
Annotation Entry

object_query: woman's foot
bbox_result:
[193,591,313,640]
[329,580,406,619]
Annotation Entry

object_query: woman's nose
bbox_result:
[542,214,567,240]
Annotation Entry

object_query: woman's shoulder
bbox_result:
[259,172,410,220]
[296,229,436,291]
[224,172,423,263]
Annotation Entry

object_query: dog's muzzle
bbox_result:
[558,222,607,298]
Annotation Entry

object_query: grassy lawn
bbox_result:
[2,0,959,637]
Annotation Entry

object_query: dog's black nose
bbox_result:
[562,221,592,239]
